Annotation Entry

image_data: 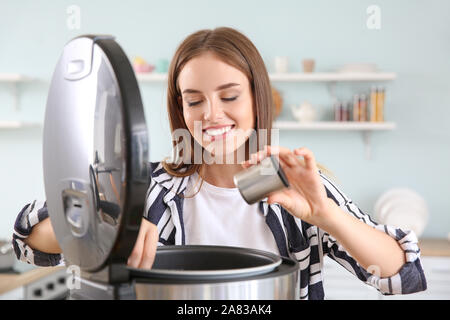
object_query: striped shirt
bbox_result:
[12,161,427,300]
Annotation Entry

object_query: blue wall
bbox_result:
[1,0,449,239]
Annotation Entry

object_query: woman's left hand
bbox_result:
[242,145,334,227]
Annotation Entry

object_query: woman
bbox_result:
[12,27,426,300]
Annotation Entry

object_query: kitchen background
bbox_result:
[0,1,449,245]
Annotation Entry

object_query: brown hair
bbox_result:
[161,27,334,197]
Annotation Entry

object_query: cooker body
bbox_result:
[134,271,299,300]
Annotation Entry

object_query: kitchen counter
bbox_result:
[418,238,450,257]
[0,266,66,298]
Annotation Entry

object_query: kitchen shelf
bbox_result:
[269,72,397,82]
[136,73,168,82]
[273,121,396,130]
[0,73,33,82]
[0,73,34,110]
[136,72,397,83]
[273,121,397,160]
[0,121,42,129]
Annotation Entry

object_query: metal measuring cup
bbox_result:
[234,155,290,205]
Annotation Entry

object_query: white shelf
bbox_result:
[136,72,397,83]
[269,72,396,82]
[273,121,396,160]
[0,73,33,110]
[0,121,41,129]
[136,73,168,82]
[0,73,33,82]
[273,121,396,131]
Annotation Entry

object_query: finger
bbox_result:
[242,146,270,168]
[265,145,292,158]
[138,223,158,269]
[267,189,294,210]
[281,152,310,173]
[279,152,299,168]
[293,147,316,170]
[243,145,294,168]
[241,152,260,167]
[255,145,292,168]
[252,147,269,163]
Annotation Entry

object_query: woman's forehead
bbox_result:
[178,53,249,93]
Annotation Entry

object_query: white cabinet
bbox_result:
[322,256,381,300]
[322,256,450,300]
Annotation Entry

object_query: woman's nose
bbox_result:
[203,99,222,121]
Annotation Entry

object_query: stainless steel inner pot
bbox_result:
[129,246,300,300]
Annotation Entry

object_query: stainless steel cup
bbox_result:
[234,155,289,204]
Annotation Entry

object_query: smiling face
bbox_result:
[178,52,255,162]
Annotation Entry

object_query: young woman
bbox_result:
[12,27,426,300]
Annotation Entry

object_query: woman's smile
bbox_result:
[203,124,235,142]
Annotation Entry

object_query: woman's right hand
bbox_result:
[127,218,158,269]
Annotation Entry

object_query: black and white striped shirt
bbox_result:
[12,161,427,299]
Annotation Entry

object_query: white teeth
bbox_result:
[204,125,233,136]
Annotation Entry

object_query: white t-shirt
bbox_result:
[183,171,280,255]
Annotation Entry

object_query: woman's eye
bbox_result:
[187,100,202,107]
[186,96,238,107]
[222,96,238,102]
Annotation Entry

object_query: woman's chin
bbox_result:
[202,141,248,164]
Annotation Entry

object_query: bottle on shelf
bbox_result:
[376,86,385,122]
[352,93,369,122]
[352,94,361,121]
[334,100,350,122]
[334,100,343,121]
[359,94,368,121]
[369,86,378,122]
[343,102,350,121]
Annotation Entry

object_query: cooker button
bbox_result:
[33,288,42,297]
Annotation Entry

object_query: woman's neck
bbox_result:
[200,142,251,188]
[201,162,244,188]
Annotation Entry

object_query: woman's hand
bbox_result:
[127,218,158,269]
[242,145,334,228]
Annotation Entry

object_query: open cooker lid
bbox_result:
[43,35,149,272]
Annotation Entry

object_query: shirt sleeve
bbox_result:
[12,200,65,267]
[143,179,175,246]
[318,171,427,295]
